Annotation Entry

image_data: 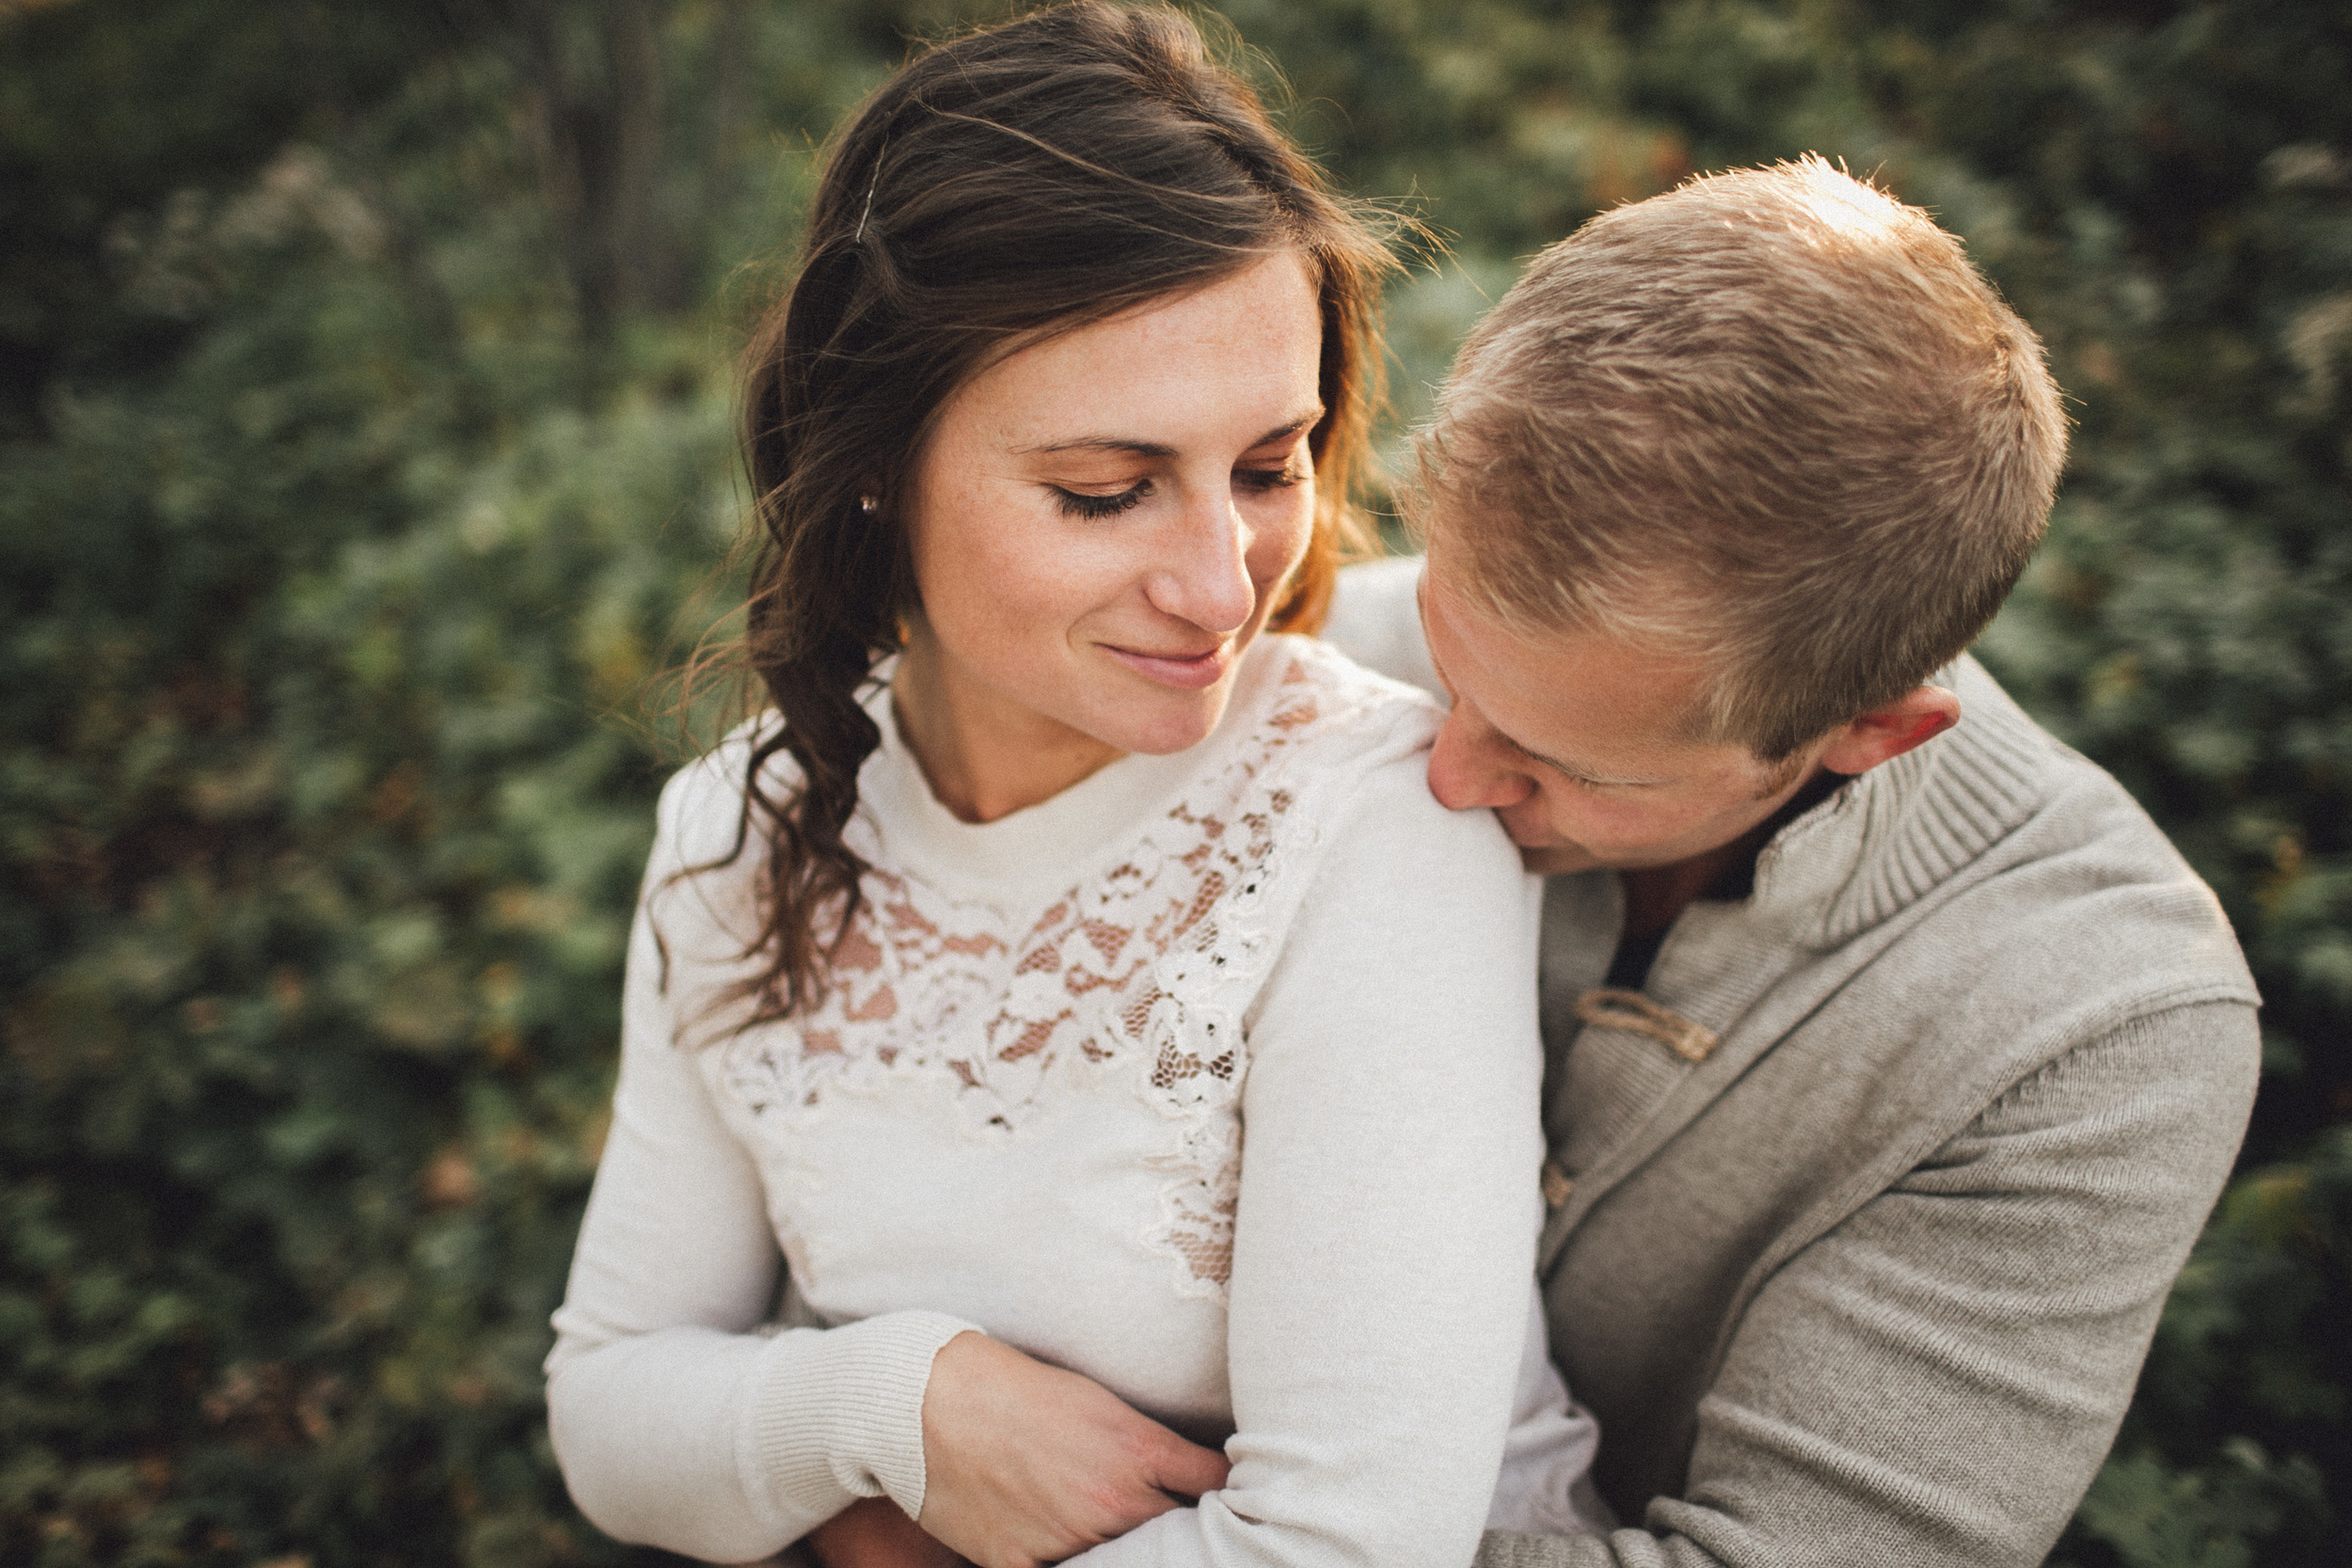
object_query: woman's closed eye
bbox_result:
[1234,463,1305,495]
[1051,481,1151,519]
[1049,462,1300,519]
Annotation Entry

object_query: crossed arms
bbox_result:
[824,999,2259,1568]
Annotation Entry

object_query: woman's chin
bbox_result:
[1088,689,1231,757]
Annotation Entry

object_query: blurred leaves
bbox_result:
[2066,1132,2351,1567]
[0,5,822,1560]
[1,0,2346,1564]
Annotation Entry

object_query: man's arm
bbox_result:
[1481,998,2259,1568]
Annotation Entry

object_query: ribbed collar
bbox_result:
[855,636,1294,906]
[1744,654,2054,952]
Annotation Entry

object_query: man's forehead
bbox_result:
[1421,564,1713,755]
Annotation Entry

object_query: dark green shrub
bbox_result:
[3,2,2343,1564]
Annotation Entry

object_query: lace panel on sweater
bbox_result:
[718,659,1342,1298]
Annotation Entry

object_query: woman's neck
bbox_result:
[891,626,1124,824]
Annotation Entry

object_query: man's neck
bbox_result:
[1618,766,1844,938]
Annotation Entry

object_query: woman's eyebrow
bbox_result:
[1013,407,1323,459]
[1015,436,1177,457]
[1253,407,1324,445]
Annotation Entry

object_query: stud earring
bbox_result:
[859,495,879,515]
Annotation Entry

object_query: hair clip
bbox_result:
[853,140,888,243]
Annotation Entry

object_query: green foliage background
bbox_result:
[2,1,2344,1564]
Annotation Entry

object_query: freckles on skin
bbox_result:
[894,254,1327,821]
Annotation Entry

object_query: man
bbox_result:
[1319,156,2260,1565]
[811,159,2259,1568]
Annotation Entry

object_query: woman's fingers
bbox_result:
[919,1332,1227,1568]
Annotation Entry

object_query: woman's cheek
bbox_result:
[1248,485,1316,598]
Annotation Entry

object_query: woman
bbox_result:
[544,7,1597,1564]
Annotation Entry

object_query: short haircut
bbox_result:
[1416,156,2067,761]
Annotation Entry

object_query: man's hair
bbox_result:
[1416,156,2067,761]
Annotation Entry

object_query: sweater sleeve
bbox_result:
[1074,752,1549,1568]
[1319,555,1441,699]
[1471,997,2262,1568]
[543,761,979,1562]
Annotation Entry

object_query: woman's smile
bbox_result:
[891,250,1327,823]
[1100,639,1232,689]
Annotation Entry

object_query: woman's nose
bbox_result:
[1143,489,1256,636]
[1425,705,1537,812]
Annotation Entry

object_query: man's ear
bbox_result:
[1816,686,1962,777]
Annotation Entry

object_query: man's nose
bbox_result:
[1426,706,1536,812]
[1143,490,1255,637]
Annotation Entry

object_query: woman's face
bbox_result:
[898,252,1325,786]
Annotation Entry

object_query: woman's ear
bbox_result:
[1816,686,1962,776]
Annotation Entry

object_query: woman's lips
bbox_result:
[1103,641,1230,690]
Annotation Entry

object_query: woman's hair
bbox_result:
[698,1,1394,1023]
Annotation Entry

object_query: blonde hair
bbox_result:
[1417,156,2067,760]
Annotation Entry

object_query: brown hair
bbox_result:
[1417,156,2067,761]
[693,1,1392,1022]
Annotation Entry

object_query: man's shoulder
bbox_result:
[1917,657,2253,1006]
[1542,655,2256,1147]
[1942,654,2155,858]
[1539,657,2259,1312]
[1749,654,2253,1013]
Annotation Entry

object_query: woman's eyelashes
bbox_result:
[1234,462,1305,494]
[1049,465,1308,521]
[1051,482,1149,519]
[1046,461,1302,520]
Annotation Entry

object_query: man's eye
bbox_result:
[1524,751,1607,790]
[1052,483,1148,519]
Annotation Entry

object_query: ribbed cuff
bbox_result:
[738,1310,981,1527]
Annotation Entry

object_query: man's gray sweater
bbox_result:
[1324,561,2260,1568]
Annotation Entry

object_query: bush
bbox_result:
[2,2,2344,1564]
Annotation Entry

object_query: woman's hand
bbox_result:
[917,1332,1230,1568]
[808,1497,970,1568]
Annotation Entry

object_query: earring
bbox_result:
[859,495,879,515]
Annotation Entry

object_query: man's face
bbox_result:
[1420,549,1826,875]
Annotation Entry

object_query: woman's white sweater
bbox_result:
[544,634,1597,1566]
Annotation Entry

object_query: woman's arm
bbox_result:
[544,762,979,1561]
[1073,753,1549,1568]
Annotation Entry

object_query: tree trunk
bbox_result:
[508,0,673,346]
